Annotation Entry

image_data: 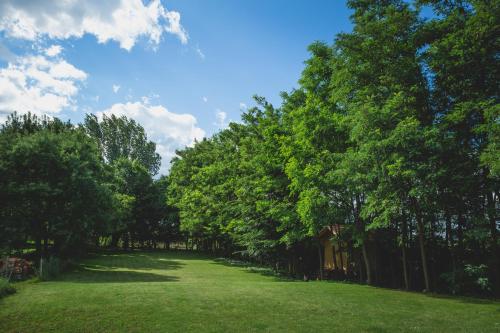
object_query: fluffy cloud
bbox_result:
[163,10,188,45]
[214,109,227,128]
[239,102,247,110]
[0,0,188,51]
[45,45,62,57]
[113,84,121,93]
[99,99,205,174]
[0,53,87,122]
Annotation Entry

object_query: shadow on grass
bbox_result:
[320,279,500,306]
[61,265,180,283]
[211,258,299,282]
[90,249,214,261]
[84,253,185,271]
[65,269,178,283]
[56,251,187,283]
[212,257,500,304]
[424,292,500,306]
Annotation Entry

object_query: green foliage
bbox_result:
[83,114,161,175]
[464,264,491,292]
[167,0,499,295]
[442,264,492,296]
[168,96,303,260]
[0,113,114,258]
[0,0,497,297]
[0,111,178,260]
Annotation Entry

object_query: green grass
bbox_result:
[0,251,498,332]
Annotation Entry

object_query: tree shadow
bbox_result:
[61,266,179,283]
[211,258,299,282]
[85,253,185,271]
[424,292,500,306]
[58,251,185,283]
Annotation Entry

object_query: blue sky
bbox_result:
[0,0,352,174]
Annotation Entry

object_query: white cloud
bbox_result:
[164,10,188,45]
[112,84,121,93]
[45,45,62,57]
[98,99,205,174]
[202,96,208,103]
[214,109,227,128]
[239,102,247,110]
[0,0,188,51]
[195,45,205,60]
[0,52,87,122]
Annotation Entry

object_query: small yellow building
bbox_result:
[319,225,348,273]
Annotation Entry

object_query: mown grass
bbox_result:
[0,251,498,332]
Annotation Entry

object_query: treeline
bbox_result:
[167,0,499,296]
[0,113,182,260]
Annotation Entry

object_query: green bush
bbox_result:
[441,264,492,296]
[0,277,16,298]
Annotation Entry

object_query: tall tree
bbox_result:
[83,114,161,175]
[0,113,112,258]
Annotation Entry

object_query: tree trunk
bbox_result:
[362,242,372,285]
[354,196,372,285]
[358,251,364,283]
[486,191,499,295]
[445,214,452,249]
[457,212,465,263]
[317,240,324,280]
[401,217,410,290]
[486,192,497,247]
[415,205,430,292]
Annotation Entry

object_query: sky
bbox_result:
[0,0,352,175]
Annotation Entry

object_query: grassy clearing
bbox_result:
[0,251,498,332]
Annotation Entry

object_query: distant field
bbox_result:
[0,251,498,332]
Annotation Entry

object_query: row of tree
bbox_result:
[167,0,498,296]
[0,112,181,260]
[0,0,497,297]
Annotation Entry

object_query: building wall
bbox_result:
[321,238,348,272]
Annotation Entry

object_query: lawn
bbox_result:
[0,251,498,332]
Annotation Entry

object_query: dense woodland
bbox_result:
[0,0,498,297]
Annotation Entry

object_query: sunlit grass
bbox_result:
[0,251,498,332]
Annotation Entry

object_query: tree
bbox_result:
[418,0,500,293]
[83,114,161,175]
[0,113,113,258]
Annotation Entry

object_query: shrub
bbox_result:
[441,264,492,296]
[0,277,16,298]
